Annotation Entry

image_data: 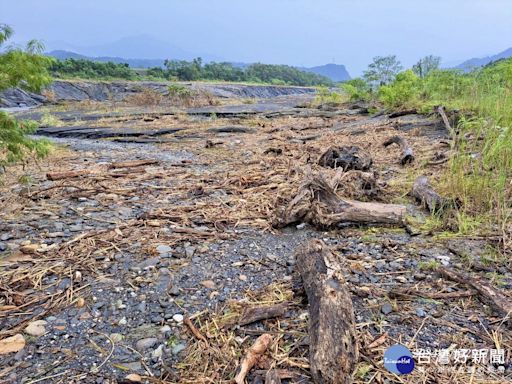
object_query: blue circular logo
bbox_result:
[384,344,415,375]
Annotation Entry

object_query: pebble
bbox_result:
[172,314,184,323]
[118,317,128,325]
[171,343,186,355]
[415,308,427,318]
[156,245,172,255]
[24,320,47,337]
[151,344,164,359]
[381,303,393,315]
[110,333,124,343]
[239,274,248,281]
[184,245,195,258]
[135,338,158,351]
[160,325,171,333]
[0,234,11,241]
[0,242,6,252]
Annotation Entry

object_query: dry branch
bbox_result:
[438,266,512,319]
[265,369,282,384]
[46,170,93,181]
[436,105,453,134]
[411,176,451,212]
[383,136,414,165]
[236,303,289,327]
[273,173,406,228]
[295,240,358,384]
[235,333,273,384]
[107,159,159,169]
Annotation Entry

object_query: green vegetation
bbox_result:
[0,25,52,168]
[49,56,333,86]
[351,55,511,238]
[51,58,135,80]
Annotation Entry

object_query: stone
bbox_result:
[152,344,164,359]
[135,338,158,351]
[172,314,184,323]
[415,308,426,318]
[171,343,186,355]
[110,333,124,343]
[156,245,172,255]
[118,317,128,326]
[24,320,47,337]
[200,280,216,289]
[184,245,195,258]
[160,325,171,334]
[239,274,248,281]
[0,242,6,252]
[381,303,393,315]
[20,244,39,254]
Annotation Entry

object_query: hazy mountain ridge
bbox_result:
[455,47,512,71]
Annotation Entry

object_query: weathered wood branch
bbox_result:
[295,240,358,384]
[411,176,451,212]
[108,159,159,169]
[383,136,414,165]
[235,334,272,384]
[388,109,418,118]
[237,303,289,327]
[273,173,406,228]
[46,170,93,181]
[318,146,372,170]
[264,369,282,384]
[438,266,512,320]
[436,106,454,135]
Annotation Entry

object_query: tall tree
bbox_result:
[412,55,441,78]
[0,24,53,168]
[363,55,403,87]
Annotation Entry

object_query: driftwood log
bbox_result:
[296,240,358,383]
[318,146,372,171]
[438,267,512,320]
[273,173,406,228]
[108,159,159,169]
[383,136,415,165]
[411,176,451,212]
[46,170,93,180]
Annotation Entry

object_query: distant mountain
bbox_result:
[456,47,512,71]
[47,50,165,68]
[299,64,351,82]
[47,34,222,63]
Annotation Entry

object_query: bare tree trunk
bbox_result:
[296,240,358,384]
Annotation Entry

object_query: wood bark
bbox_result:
[411,176,451,212]
[264,370,282,384]
[46,170,92,181]
[235,334,272,384]
[438,267,512,320]
[237,303,289,327]
[383,136,415,165]
[295,240,358,384]
[317,146,372,171]
[108,159,159,169]
[273,173,406,228]
[436,105,453,134]
[388,109,418,118]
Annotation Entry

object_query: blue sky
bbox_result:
[3,0,512,75]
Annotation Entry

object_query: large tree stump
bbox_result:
[273,173,406,228]
[296,240,358,384]
[317,146,372,171]
[383,136,414,165]
[411,176,451,212]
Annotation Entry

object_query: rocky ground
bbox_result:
[0,88,511,384]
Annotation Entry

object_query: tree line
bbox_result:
[50,57,334,86]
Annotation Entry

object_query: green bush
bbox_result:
[0,25,53,168]
[341,78,371,101]
[378,70,421,108]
